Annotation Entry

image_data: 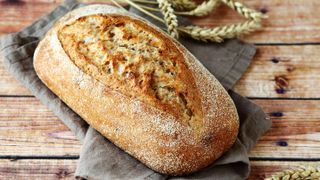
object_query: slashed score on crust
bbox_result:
[34,5,239,176]
[58,14,204,129]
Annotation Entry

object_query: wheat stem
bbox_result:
[123,0,165,23]
[139,4,161,12]
[179,20,261,42]
[221,0,266,20]
[157,0,179,38]
[110,0,128,11]
[107,0,264,42]
[176,0,220,17]
[130,0,197,10]
[132,0,158,4]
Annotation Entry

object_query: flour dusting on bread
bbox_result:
[58,14,203,129]
[34,4,239,176]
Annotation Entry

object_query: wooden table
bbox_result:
[0,0,319,179]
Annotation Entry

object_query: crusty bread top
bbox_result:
[58,14,203,129]
[35,5,240,175]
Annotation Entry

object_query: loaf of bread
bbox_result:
[34,5,239,175]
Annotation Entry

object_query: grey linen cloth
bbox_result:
[0,0,272,179]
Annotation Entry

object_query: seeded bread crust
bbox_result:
[34,5,239,176]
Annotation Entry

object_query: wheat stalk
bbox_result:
[132,0,158,4]
[179,20,260,42]
[265,166,320,180]
[139,4,161,12]
[221,0,265,20]
[111,0,264,42]
[157,0,179,38]
[122,0,165,23]
[110,0,128,11]
[176,0,220,17]
[169,0,197,11]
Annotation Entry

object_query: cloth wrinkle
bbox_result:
[0,0,272,179]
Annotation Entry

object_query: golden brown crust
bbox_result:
[57,14,202,127]
[34,5,239,176]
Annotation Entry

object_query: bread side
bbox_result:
[34,5,239,175]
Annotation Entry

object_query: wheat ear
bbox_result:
[176,0,220,17]
[169,0,197,11]
[179,20,260,42]
[265,166,320,180]
[221,0,265,20]
[157,0,179,38]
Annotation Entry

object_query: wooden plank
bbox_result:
[0,0,113,37]
[0,97,80,156]
[0,2,58,35]
[0,0,112,37]
[0,0,320,43]
[0,60,31,96]
[234,45,320,98]
[2,45,320,98]
[0,159,76,179]
[0,159,319,179]
[0,97,319,158]
[250,99,320,158]
[249,161,320,180]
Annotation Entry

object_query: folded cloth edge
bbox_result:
[0,0,272,179]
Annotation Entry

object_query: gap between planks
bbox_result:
[3,94,320,101]
[1,97,320,159]
[2,156,320,161]
[0,159,319,179]
[0,0,320,43]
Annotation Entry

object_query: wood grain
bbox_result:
[0,159,319,179]
[2,45,320,98]
[0,60,31,95]
[0,97,319,158]
[0,0,319,43]
[0,97,80,156]
[0,2,58,35]
[0,0,113,37]
[250,99,320,158]
[0,0,319,177]
[0,159,76,179]
[234,45,320,98]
